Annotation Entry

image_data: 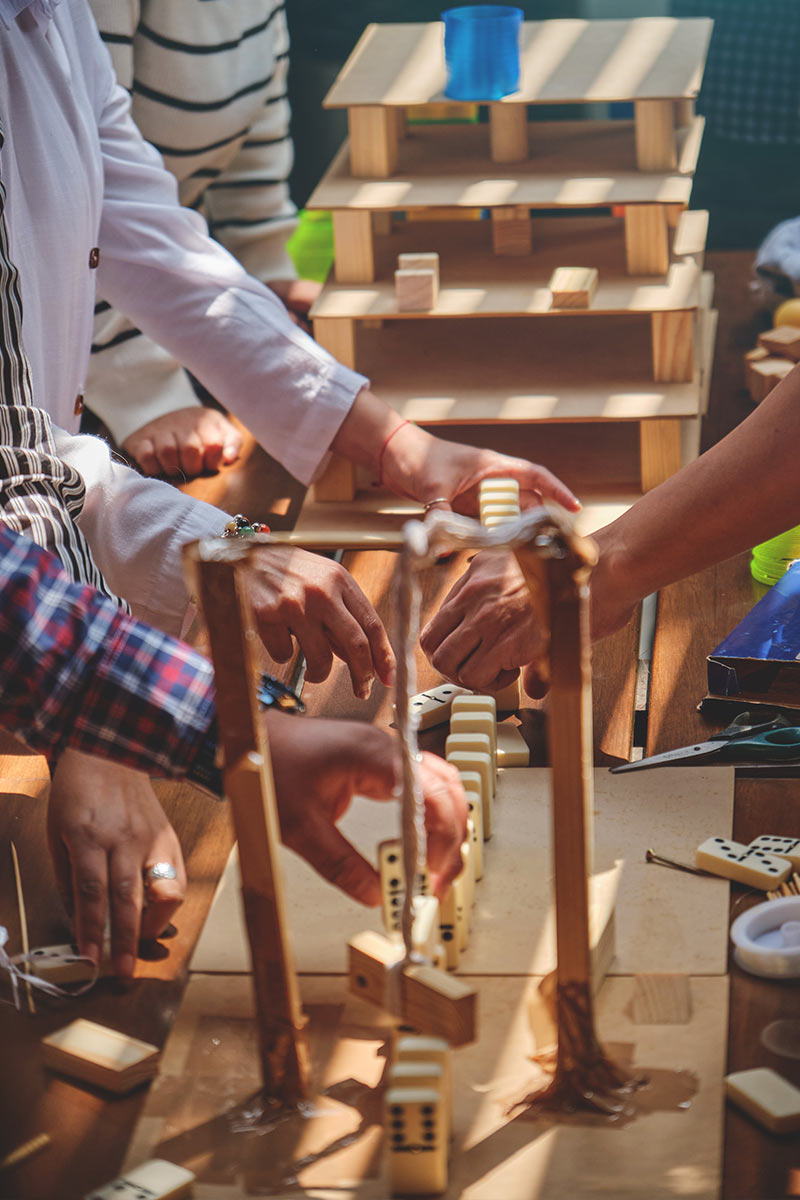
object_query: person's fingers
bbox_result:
[293,620,334,684]
[522,659,551,699]
[107,846,145,978]
[176,431,205,478]
[427,622,481,686]
[46,819,74,922]
[140,833,187,941]
[288,813,381,906]
[259,623,295,663]
[419,578,469,659]
[341,584,395,686]
[514,464,580,513]
[68,843,109,967]
[454,639,521,692]
[130,436,159,477]
[153,431,181,478]
[221,437,242,465]
[418,753,468,895]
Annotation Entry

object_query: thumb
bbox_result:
[292,813,382,906]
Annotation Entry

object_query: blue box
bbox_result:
[706,561,800,709]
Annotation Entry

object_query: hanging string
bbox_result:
[0,926,97,1009]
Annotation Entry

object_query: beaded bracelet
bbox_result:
[222,513,270,538]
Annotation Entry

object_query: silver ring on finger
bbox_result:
[143,861,178,888]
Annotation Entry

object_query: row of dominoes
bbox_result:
[386,1035,451,1196]
[697,835,800,890]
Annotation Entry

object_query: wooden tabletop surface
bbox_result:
[2,250,799,1200]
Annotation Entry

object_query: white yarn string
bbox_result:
[0,926,98,1009]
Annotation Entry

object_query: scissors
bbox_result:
[610,709,800,773]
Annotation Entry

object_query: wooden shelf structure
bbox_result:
[303,16,715,514]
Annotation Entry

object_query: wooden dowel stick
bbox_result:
[10,842,35,1015]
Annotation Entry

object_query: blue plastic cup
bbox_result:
[442,6,524,101]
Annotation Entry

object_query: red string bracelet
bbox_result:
[376,419,411,487]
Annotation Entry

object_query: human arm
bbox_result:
[422,363,800,692]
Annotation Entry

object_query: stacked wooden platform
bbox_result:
[301,17,717,531]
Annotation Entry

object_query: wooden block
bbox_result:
[491,206,532,257]
[631,974,692,1024]
[348,105,398,178]
[333,209,374,283]
[758,325,800,362]
[405,682,469,731]
[548,267,599,309]
[385,1086,448,1195]
[696,836,791,889]
[634,98,677,171]
[398,252,440,288]
[726,1068,800,1134]
[674,98,695,126]
[85,1159,195,1200]
[624,204,669,276]
[640,418,682,491]
[651,310,694,382]
[313,315,357,368]
[746,354,794,404]
[311,454,357,502]
[395,267,438,312]
[489,103,528,163]
[41,1019,160,1095]
[749,836,800,870]
[348,931,476,1046]
[665,202,686,230]
[496,723,530,767]
[373,210,393,236]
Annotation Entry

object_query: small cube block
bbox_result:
[548,266,599,309]
[758,325,800,362]
[398,252,440,288]
[395,267,438,312]
[726,1067,800,1134]
[747,355,794,404]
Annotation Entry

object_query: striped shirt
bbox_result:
[0,521,216,776]
[88,0,299,444]
[0,118,121,602]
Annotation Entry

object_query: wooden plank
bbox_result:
[310,215,703,321]
[333,209,374,283]
[651,309,694,382]
[313,315,357,368]
[311,454,357,503]
[323,20,713,108]
[348,105,398,178]
[634,99,677,171]
[640,417,683,490]
[308,120,703,214]
[193,554,311,1103]
[624,204,669,275]
[488,104,528,163]
[631,974,692,1024]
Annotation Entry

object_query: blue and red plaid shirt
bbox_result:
[0,523,216,777]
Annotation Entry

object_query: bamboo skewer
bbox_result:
[10,842,35,1016]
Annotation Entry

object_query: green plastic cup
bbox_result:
[751,526,800,586]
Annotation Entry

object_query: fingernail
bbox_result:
[84,942,100,965]
[358,677,374,701]
[386,665,396,686]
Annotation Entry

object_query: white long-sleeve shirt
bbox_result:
[0,0,367,634]
[87,0,300,444]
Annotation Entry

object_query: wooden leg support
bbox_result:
[333,210,375,283]
[624,204,669,276]
[640,418,683,490]
[194,557,311,1105]
[313,316,357,369]
[491,206,532,256]
[348,105,398,178]
[348,931,476,1047]
[674,98,695,127]
[651,310,694,382]
[489,104,528,163]
[634,99,677,171]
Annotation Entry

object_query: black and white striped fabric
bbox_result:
[0,120,123,605]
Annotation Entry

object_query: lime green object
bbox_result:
[751,526,800,586]
[287,209,334,283]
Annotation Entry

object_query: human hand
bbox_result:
[268,277,323,331]
[420,550,548,694]
[122,406,243,478]
[267,714,467,903]
[380,423,580,516]
[245,545,395,697]
[47,750,186,978]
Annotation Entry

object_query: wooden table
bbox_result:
[2,251,798,1199]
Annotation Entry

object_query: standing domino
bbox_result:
[696,837,792,889]
[395,1035,453,1137]
[447,751,493,838]
[385,1087,448,1195]
[450,710,497,772]
[379,838,431,934]
[466,792,484,877]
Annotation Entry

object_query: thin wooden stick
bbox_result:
[10,842,35,1015]
[191,555,310,1104]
